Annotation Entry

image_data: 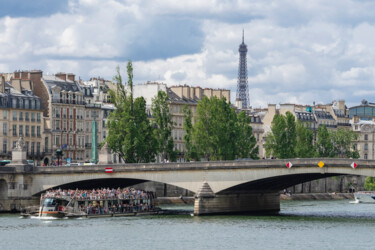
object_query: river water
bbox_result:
[0,200,374,250]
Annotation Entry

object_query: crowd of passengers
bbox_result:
[42,187,154,200]
[82,200,154,214]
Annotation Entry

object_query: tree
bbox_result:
[151,90,176,162]
[295,121,315,158]
[182,105,197,161]
[107,61,157,163]
[193,96,237,160]
[364,177,375,191]
[331,128,359,158]
[264,112,296,159]
[236,111,259,159]
[315,125,334,157]
[192,97,258,161]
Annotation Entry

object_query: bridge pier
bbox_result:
[193,181,280,215]
[194,192,280,215]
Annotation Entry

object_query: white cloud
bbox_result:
[1,0,375,108]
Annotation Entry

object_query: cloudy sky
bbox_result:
[1,0,375,108]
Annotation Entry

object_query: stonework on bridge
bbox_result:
[0,158,374,214]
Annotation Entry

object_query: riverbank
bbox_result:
[156,193,355,205]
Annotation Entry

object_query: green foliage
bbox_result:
[316,125,359,158]
[264,112,297,159]
[182,105,197,161]
[236,111,259,159]
[295,121,315,158]
[192,97,258,161]
[364,177,375,191]
[107,61,157,163]
[151,91,177,162]
[331,128,359,158]
[315,125,334,157]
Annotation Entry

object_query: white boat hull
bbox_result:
[354,192,375,203]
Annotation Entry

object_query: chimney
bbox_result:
[195,87,202,99]
[0,76,4,93]
[56,72,67,81]
[67,73,75,82]
[190,87,195,99]
[21,71,29,80]
[182,86,190,99]
[338,100,345,111]
[14,71,20,79]
[170,86,183,98]
[11,78,22,92]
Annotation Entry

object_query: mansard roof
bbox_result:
[43,75,82,93]
[295,111,316,122]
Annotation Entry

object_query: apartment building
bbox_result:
[0,75,45,165]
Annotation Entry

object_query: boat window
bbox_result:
[43,198,57,206]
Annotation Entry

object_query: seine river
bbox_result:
[0,200,374,250]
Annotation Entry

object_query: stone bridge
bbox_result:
[0,158,374,215]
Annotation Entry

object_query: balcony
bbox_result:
[56,114,60,118]
[85,143,92,148]
[31,118,35,122]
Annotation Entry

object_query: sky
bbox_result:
[1,0,375,108]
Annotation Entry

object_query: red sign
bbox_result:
[351,162,357,169]
[286,162,293,168]
[105,167,113,173]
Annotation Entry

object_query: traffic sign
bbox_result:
[286,162,293,168]
[105,167,113,173]
[351,162,358,169]
[318,161,325,168]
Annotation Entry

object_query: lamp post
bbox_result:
[90,109,98,164]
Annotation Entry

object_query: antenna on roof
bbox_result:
[242,29,244,43]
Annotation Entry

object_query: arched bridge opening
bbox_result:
[218,173,348,194]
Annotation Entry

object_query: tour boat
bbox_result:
[22,190,161,218]
[353,191,375,203]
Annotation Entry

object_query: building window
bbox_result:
[37,126,41,137]
[63,121,67,130]
[12,125,16,136]
[25,125,29,136]
[12,141,16,149]
[12,99,16,108]
[31,99,35,109]
[25,99,29,109]
[55,120,60,130]
[63,108,66,118]
[37,113,41,122]
[25,141,29,153]
[3,123,6,135]
[55,135,60,147]
[37,142,40,154]
[365,143,368,150]
[69,121,73,131]
[19,112,23,121]
[31,142,35,155]
[13,111,17,121]
[19,125,23,136]
[31,113,35,122]
[31,126,35,137]
[55,108,59,118]
[69,109,73,118]
[69,135,73,145]
[3,110,7,120]
[86,111,89,118]
[365,134,368,141]
[3,139,6,153]
[25,112,29,121]
[365,153,368,160]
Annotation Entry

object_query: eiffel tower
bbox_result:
[236,30,249,109]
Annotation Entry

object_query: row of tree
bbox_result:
[264,111,359,159]
[106,61,259,163]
